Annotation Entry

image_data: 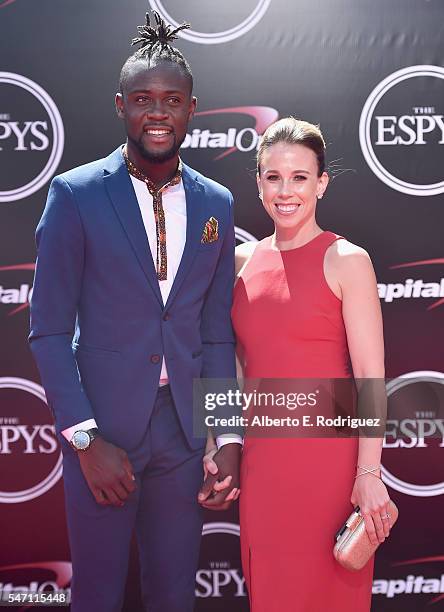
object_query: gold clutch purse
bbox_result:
[333,500,398,571]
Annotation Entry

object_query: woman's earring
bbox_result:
[258,192,263,200]
[317,193,323,199]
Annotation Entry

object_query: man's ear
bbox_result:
[115,93,124,119]
[189,96,197,121]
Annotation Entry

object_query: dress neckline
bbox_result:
[267,230,329,253]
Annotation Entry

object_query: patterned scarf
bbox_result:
[123,147,182,281]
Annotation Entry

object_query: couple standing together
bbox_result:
[29,11,392,612]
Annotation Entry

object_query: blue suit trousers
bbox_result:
[63,386,204,612]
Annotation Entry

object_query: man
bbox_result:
[29,12,241,612]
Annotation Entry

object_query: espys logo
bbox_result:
[148,0,271,44]
[235,227,258,245]
[0,378,62,504]
[378,258,444,310]
[0,73,64,203]
[374,557,444,605]
[181,106,279,160]
[0,562,71,609]
[359,65,444,196]
[382,371,444,497]
[195,522,246,600]
[0,264,35,316]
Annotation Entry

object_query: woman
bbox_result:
[230,118,390,610]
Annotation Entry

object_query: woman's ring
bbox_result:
[381,513,391,519]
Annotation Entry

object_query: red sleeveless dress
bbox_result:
[232,232,373,611]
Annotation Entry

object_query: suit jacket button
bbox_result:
[163,313,170,321]
[150,354,160,364]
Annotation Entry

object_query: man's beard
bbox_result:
[130,132,185,164]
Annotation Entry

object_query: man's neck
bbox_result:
[124,143,180,189]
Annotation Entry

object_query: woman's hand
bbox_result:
[351,474,392,546]
[200,446,240,506]
[203,446,219,480]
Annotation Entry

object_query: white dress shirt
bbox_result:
[62,170,241,449]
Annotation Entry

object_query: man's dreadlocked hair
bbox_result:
[119,11,193,94]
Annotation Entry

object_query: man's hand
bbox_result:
[77,437,136,507]
[198,443,241,511]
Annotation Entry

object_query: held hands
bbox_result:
[78,437,136,507]
[350,468,392,546]
[198,443,241,511]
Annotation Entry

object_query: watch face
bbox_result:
[72,430,90,450]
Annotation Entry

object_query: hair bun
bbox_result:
[131,10,190,51]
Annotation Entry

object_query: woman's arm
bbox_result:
[205,430,217,455]
[235,241,257,277]
[234,242,257,377]
[326,240,391,545]
[199,244,253,508]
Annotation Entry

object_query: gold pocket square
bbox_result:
[201,217,219,243]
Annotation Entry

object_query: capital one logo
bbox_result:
[149,0,271,44]
[0,378,62,504]
[0,264,35,316]
[378,258,444,310]
[0,561,71,608]
[359,65,444,196]
[374,557,444,606]
[0,73,64,203]
[196,522,246,600]
[182,106,279,160]
[382,371,444,497]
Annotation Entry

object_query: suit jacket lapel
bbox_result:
[103,147,163,308]
[164,165,206,310]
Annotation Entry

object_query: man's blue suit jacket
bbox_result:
[29,146,236,454]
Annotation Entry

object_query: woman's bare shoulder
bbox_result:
[326,238,375,287]
[235,241,259,276]
[326,238,371,266]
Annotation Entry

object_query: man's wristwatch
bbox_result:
[70,428,100,451]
